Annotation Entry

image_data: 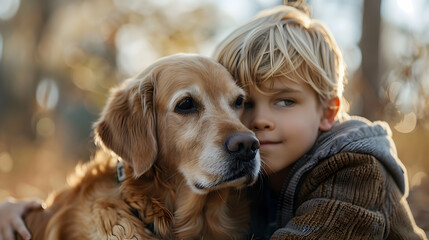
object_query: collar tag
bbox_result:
[116,159,126,183]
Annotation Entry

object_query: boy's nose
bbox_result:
[250,112,274,131]
[252,121,274,130]
[241,102,274,131]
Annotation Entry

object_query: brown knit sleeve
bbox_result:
[270,152,427,240]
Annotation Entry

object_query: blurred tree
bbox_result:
[358,0,382,121]
[0,0,50,140]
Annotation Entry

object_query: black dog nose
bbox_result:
[225,132,260,161]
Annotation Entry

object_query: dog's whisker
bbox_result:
[260,158,275,176]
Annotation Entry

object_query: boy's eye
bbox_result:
[244,101,254,109]
[275,99,295,107]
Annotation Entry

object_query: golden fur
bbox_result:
[22,54,260,239]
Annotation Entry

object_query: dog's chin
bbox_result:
[188,154,261,194]
[191,172,258,195]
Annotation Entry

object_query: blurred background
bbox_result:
[0,0,428,235]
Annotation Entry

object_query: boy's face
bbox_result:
[241,76,329,175]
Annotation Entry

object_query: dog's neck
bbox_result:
[117,160,247,239]
[173,186,240,239]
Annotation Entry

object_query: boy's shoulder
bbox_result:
[307,115,407,194]
[296,151,405,217]
[297,151,406,209]
[304,151,386,185]
[280,152,427,240]
[296,152,384,199]
[296,152,387,204]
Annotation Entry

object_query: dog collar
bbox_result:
[116,159,126,183]
[115,159,159,237]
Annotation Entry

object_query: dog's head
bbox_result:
[94,54,260,193]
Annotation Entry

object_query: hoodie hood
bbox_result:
[305,116,406,194]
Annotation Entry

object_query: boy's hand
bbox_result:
[0,198,43,240]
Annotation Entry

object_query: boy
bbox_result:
[1,3,427,240]
[214,4,426,240]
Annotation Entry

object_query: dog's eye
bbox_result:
[175,97,198,114]
[234,96,244,109]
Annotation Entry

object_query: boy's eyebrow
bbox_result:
[270,87,301,93]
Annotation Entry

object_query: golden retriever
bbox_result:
[21,54,260,239]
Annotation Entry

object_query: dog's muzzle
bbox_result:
[193,132,260,191]
[220,132,260,184]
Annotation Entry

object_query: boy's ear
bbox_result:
[319,97,340,131]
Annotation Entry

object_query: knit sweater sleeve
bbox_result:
[270,152,426,240]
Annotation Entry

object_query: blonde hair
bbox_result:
[214,5,348,119]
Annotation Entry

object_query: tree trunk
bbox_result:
[359,0,382,120]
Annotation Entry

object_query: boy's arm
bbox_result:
[271,152,427,240]
[0,198,43,240]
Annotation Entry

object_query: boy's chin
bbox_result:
[262,163,292,176]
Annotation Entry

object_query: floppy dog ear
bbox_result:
[94,77,157,178]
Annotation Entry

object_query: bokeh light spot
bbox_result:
[411,171,428,188]
[388,81,401,103]
[394,112,417,133]
[36,78,59,110]
[0,0,20,20]
[396,0,414,14]
[115,24,159,76]
[36,117,55,137]
[72,66,95,90]
[0,152,13,173]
